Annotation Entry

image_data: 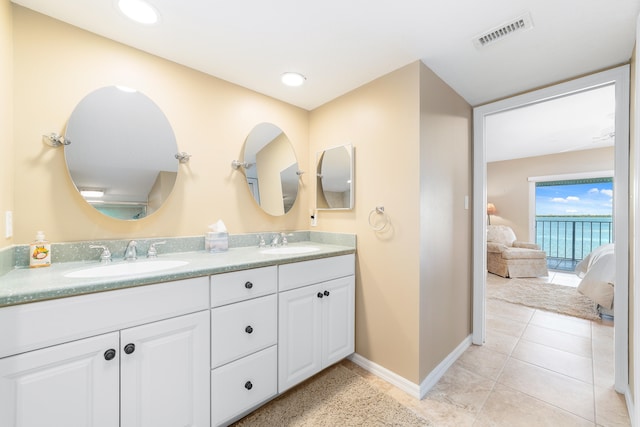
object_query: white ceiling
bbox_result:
[12,0,640,111]
[485,84,616,162]
[10,0,639,160]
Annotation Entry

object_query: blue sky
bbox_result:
[536,182,613,216]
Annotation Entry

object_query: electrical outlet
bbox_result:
[5,211,12,238]
[311,214,317,227]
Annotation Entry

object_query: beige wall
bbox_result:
[309,62,472,384]
[0,0,13,249]
[487,147,615,240]
[309,63,422,382]
[418,64,472,379]
[12,6,309,243]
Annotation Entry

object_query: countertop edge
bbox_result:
[0,244,356,308]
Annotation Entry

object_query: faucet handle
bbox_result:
[280,232,289,246]
[90,245,112,263]
[147,241,166,258]
[257,235,266,248]
[280,232,293,246]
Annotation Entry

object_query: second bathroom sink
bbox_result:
[260,246,320,255]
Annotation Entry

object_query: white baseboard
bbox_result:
[418,335,472,398]
[348,353,421,398]
[348,334,473,400]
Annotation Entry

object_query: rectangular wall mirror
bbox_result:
[316,144,354,210]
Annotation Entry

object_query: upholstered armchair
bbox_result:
[487,225,548,278]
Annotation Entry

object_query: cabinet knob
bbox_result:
[124,343,136,355]
[245,281,253,289]
[104,348,116,361]
[324,290,330,297]
[245,325,254,334]
[317,292,324,298]
[245,381,253,390]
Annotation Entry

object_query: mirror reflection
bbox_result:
[243,123,299,216]
[316,145,354,210]
[64,86,179,220]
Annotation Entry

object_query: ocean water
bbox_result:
[535,216,612,260]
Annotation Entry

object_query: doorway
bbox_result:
[472,66,630,393]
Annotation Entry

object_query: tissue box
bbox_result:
[205,232,228,253]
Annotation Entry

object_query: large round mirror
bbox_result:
[64,86,179,220]
[242,123,299,216]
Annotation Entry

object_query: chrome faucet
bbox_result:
[124,240,137,261]
[147,241,166,258]
[270,232,290,247]
[90,245,112,264]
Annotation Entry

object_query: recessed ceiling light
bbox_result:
[118,0,159,25]
[281,72,306,87]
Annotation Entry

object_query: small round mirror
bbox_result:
[64,86,179,220]
[243,123,299,216]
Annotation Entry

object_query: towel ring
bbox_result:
[368,206,389,231]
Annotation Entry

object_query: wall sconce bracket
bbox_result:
[43,133,71,147]
[175,152,192,163]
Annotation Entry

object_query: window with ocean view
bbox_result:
[535,177,613,270]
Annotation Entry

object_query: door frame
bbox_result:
[472,65,630,393]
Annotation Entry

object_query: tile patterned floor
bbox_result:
[340,272,630,426]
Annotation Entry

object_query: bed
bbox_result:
[575,243,615,318]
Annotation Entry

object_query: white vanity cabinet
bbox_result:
[0,277,210,427]
[0,332,120,427]
[210,266,278,427]
[278,254,355,393]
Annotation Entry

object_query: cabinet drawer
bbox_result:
[211,345,277,427]
[211,266,277,307]
[279,254,355,291]
[211,294,277,368]
[0,276,209,359]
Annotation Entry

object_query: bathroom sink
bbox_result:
[65,260,189,278]
[260,246,320,255]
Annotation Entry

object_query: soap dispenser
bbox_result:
[29,231,51,268]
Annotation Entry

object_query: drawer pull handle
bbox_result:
[324,290,330,297]
[245,325,254,334]
[245,381,253,390]
[245,281,253,289]
[104,348,116,361]
[317,292,324,298]
[124,343,136,355]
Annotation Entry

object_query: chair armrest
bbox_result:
[513,241,540,250]
[487,242,507,253]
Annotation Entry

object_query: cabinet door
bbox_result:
[322,276,355,366]
[0,332,120,427]
[278,283,323,393]
[120,310,210,427]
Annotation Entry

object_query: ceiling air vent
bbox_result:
[473,12,534,49]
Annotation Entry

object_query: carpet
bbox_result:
[487,278,600,321]
[232,364,431,426]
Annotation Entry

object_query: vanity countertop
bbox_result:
[0,242,355,308]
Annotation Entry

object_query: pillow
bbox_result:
[487,225,516,246]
